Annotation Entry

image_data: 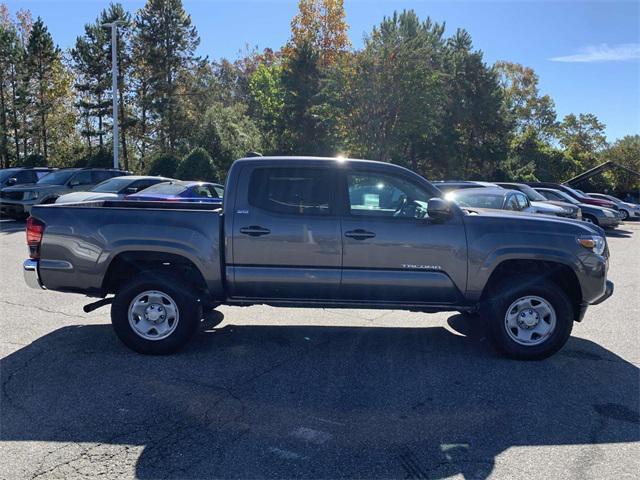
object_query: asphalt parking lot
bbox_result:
[1,218,639,479]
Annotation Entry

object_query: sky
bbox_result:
[4,0,640,142]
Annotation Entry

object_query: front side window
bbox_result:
[248,167,332,215]
[505,195,519,210]
[347,172,430,219]
[515,193,529,209]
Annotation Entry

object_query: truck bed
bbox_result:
[30,201,223,297]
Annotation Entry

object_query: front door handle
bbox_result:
[345,229,376,240]
[239,226,271,237]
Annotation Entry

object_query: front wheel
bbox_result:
[582,214,598,225]
[619,209,629,220]
[481,275,573,360]
[111,273,202,354]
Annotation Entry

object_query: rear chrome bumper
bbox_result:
[23,259,45,289]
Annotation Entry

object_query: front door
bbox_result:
[340,167,467,304]
[229,165,342,299]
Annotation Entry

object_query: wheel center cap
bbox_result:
[519,309,539,328]
[145,303,164,322]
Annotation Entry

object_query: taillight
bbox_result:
[26,216,45,259]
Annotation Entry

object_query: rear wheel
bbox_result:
[111,272,202,354]
[481,275,573,360]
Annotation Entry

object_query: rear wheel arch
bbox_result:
[103,251,209,299]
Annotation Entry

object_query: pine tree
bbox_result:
[26,17,61,162]
[133,0,200,153]
[72,13,111,151]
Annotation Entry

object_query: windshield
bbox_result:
[546,189,579,205]
[451,191,505,209]
[92,177,134,193]
[0,168,21,182]
[37,170,75,185]
[563,185,584,198]
[517,185,546,202]
[135,182,186,195]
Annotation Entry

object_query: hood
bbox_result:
[56,192,121,204]
[464,208,603,235]
[2,184,62,193]
[530,201,563,213]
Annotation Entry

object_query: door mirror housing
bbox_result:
[124,187,138,194]
[428,198,453,222]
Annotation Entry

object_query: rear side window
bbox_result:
[92,170,116,183]
[248,167,333,215]
[15,170,36,183]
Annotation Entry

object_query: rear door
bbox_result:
[229,165,342,299]
[339,167,467,304]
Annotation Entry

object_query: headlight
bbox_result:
[23,191,39,201]
[577,235,606,255]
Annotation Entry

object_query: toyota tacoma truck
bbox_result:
[22,157,614,359]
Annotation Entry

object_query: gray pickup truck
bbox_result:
[23,157,613,359]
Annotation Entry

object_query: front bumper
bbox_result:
[598,216,620,228]
[591,280,614,305]
[23,259,45,289]
[577,280,614,321]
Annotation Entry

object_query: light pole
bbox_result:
[102,20,126,170]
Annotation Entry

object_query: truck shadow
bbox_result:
[1,316,638,479]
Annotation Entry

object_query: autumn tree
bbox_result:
[290,0,350,66]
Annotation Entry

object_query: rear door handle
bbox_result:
[239,226,271,237]
[345,229,376,240]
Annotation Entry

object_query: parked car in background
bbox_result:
[527,182,618,210]
[0,168,129,219]
[125,180,224,203]
[446,187,535,213]
[56,176,172,204]
[586,193,640,221]
[534,188,619,229]
[0,167,55,188]
[492,182,576,218]
[432,180,498,194]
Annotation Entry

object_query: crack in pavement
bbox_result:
[0,300,87,320]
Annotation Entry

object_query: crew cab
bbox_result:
[23,157,613,360]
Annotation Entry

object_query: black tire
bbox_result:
[582,214,598,226]
[481,274,573,360]
[111,272,202,354]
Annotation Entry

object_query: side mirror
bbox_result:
[6,177,18,186]
[124,187,138,194]
[428,197,453,222]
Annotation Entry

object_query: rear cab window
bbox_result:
[248,167,334,215]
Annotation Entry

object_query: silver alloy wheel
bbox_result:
[620,210,629,220]
[128,290,179,341]
[504,295,556,346]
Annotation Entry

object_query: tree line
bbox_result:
[0,0,637,192]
